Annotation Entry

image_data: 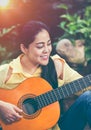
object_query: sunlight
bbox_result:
[0,0,10,8]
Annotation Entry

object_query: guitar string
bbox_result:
[35,74,91,109]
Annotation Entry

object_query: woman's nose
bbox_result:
[43,46,49,53]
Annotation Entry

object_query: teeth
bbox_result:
[43,56,47,58]
[41,55,48,58]
[41,55,48,60]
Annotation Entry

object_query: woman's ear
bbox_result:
[20,44,27,54]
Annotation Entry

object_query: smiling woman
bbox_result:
[0,20,91,130]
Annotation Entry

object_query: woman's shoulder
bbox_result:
[51,54,65,62]
[51,54,65,78]
[0,64,9,72]
[51,54,65,69]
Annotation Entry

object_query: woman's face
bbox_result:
[21,29,52,66]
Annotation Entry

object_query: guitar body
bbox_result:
[0,77,60,130]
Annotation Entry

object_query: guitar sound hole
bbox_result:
[22,98,38,115]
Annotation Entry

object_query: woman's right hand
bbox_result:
[0,101,23,124]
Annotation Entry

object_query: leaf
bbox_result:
[57,4,68,10]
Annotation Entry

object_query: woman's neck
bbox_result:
[20,54,39,75]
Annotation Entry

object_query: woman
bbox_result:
[0,20,91,130]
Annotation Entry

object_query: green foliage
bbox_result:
[58,4,91,63]
[0,45,6,57]
[0,24,20,64]
[0,45,12,64]
[0,25,19,37]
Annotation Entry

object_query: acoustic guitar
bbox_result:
[0,74,91,130]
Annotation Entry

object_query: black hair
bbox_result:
[41,57,58,89]
[19,20,50,48]
[19,20,58,89]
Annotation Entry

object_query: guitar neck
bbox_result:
[35,74,91,109]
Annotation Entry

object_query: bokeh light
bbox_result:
[0,0,10,8]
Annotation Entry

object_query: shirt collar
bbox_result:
[9,54,42,76]
[9,54,24,73]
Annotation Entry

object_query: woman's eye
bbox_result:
[36,45,43,49]
[47,42,51,46]
[36,41,51,49]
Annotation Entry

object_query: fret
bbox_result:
[73,80,83,92]
[71,81,78,92]
[35,95,44,109]
[43,92,51,105]
[52,90,59,101]
[60,85,67,98]
[60,86,67,98]
[42,92,50,106]
[46,91,54,105]
[55,88,62,100]
[51,90,59,101]
[38,95,46,108]
[35,74,91,110]
[49,91,56,102]
[72,80,82,92]
[68,82,77,94]
[82,78,88,89]
[49,90,58,103]
[40,94,48,107]
[67,83,74,95]
[63,85,70,97]
[76,80,83,90]
[58,87,65,98]
[36,92,52,108]
[78,78,87,89]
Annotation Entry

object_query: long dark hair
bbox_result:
[41,57,58,89]
[19,20,58,89]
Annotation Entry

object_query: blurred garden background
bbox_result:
[0,0,91,75]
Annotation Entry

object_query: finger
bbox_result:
[5,118,12,124]
[11,115,22,121]
[15,112,23,119]
[10,117,21,123]
[14,106,23,113]
[5,116,19,124]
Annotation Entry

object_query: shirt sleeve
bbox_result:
[52,54,82,83]
[63,62,82,84]
[52,54,85,95]
[63,60,91,95]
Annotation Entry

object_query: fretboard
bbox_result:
[35,74,91,109]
